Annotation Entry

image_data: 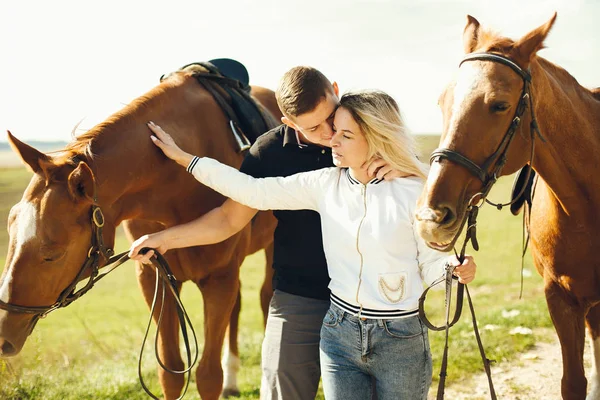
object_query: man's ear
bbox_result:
[281,116,297,130]
[332,81,340,97]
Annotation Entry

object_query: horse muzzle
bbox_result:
[415,205,462,251]
[0,311,32,357]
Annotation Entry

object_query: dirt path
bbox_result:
[429,328,592,399]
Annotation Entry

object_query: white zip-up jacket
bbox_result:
[187,156,448,318]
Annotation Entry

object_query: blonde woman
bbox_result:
[131,90,477,399]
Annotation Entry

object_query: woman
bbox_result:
[131,90,477,399]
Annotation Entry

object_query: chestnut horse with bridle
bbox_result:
[0,65,280,399]
[415,14,600,400]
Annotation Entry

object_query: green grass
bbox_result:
[0,137,554,399]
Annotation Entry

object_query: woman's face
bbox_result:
[330,107,370,169]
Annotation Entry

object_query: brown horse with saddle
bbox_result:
[416,14,600,399]
[0,60,280,399]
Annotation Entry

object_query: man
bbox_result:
[130,66,399,399]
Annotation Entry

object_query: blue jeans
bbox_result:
[319,303,432,400]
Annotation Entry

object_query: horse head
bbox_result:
[0,132,116,356]
[415,13,557,251]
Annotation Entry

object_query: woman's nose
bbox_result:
[330,133,340,146]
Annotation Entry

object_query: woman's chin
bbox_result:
[332,158,347,168]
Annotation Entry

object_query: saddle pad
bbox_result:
[510,164,536,215]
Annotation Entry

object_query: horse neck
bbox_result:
[529,57,600,214]
[78,78,207,226]
[82,119,165,224]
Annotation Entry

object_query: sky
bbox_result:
[0,0,598,143]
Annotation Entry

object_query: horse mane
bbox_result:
[476,29,517,54]
[53,77,181,167]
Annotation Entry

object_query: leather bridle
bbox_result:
[0,205,114,327]
[0,198,198,400]
[419,52,547,400]
[430,52,546,252]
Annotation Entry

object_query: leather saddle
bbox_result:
[161,58,276,150]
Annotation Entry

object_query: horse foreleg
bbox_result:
[585,303,600,399]
[260,242,275,328]
[222,287,242,398]
[545,278,587,399]
[197,267,240,400]
[137,262,185,400]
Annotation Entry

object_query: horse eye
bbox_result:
[41,250,65,263]
[490,102,510,113]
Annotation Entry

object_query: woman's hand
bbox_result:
[128,232,170,264]
[363,157,412,181]
[447,254,477,284]
[147,121,194,168]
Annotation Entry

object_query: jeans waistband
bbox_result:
[330,293,418,320]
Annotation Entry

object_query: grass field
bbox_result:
[0,136,553,399]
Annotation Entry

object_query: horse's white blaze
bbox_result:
[588,336,600,400]
[447,63,484,143]
[0,201,38,302]
[221,342,241,392]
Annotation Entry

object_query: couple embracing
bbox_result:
[130,66,477,400]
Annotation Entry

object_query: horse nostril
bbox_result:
[440,206,456,225]
[0,338,16,356]
[416,206,456,226]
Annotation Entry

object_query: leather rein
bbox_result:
[0,202,199,400]
[419,52,546,400]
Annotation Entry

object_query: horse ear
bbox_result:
[463,15,481,54]
[513,12,557,66]
[7,130,51,174]
[68,162,96,204]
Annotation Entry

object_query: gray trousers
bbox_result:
[260,290,330,400]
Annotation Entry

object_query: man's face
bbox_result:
[284,90,340,147]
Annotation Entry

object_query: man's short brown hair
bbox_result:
[275,66,333,118]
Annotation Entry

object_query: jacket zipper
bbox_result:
[354,184,368,318]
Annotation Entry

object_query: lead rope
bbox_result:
[99,250,199,400]
[136,249,199,400]
[419,205,497,400]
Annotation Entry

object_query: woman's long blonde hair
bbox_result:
[339,90,428,180]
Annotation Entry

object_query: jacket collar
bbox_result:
[345,168,383,186]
